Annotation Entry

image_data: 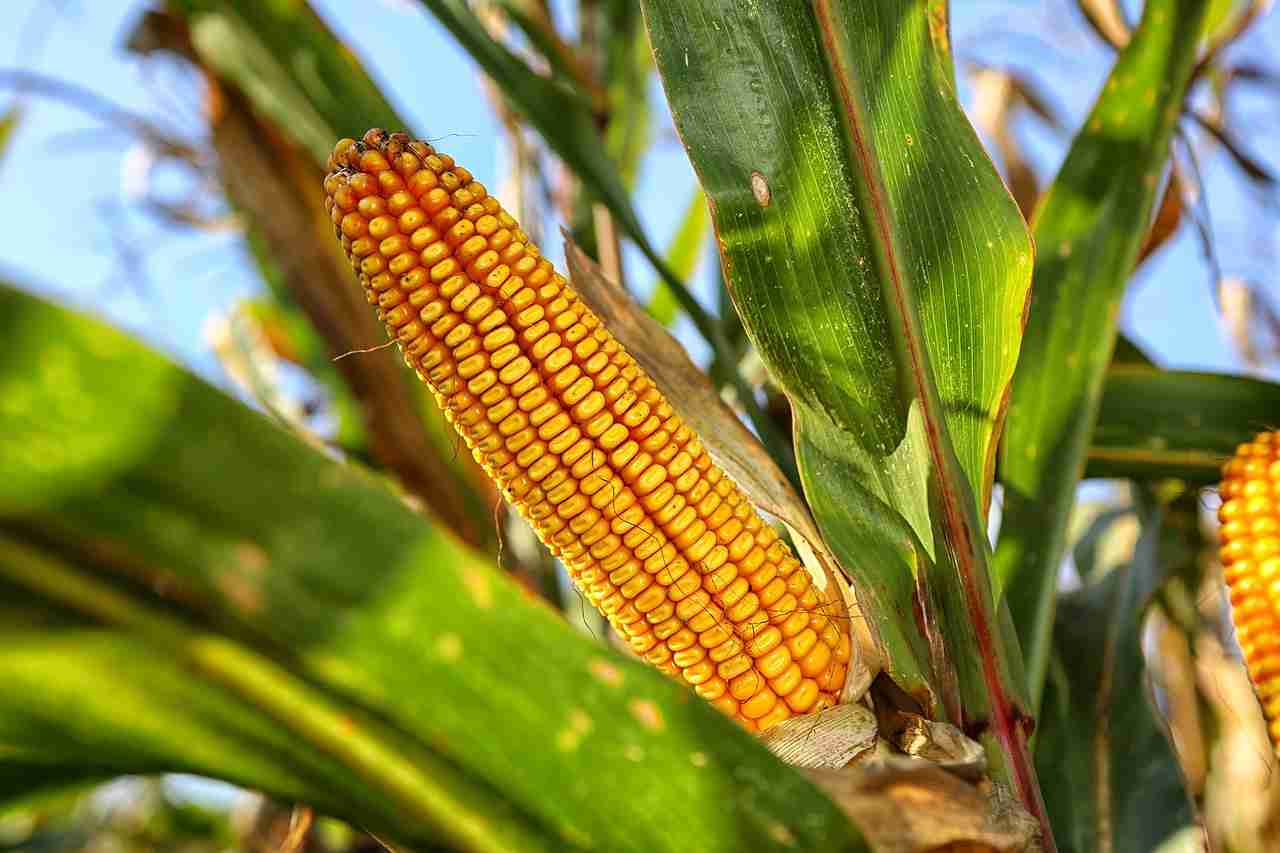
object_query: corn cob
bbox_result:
[323,129,851,731]
[1219,430,1280,749]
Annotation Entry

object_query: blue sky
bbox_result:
[0,0,1276,390]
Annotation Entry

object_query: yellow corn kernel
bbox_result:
[324,129,851,732]
[1219,430,1280,750]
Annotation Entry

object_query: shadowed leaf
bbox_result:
[807,763,1038,852]
[1088,366,1280,482]
[1035,491,1195,850]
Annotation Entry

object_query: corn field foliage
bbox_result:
[1,1,1279,852]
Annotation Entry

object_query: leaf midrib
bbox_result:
[810,0,1040,826]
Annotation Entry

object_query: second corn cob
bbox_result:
[1219,430,1280,749]
[323,129,851,731]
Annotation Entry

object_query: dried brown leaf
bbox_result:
[206,305,309,429]
[1146,607,1206,797]
[895,716,986,781]
[1219,277,1280,369]
[1137,168,1185,266]
[1078,0,1130,48]
[277,805,312,853]
[806,764,1039,853]
[871,696,987,783]
[1005,77,1063,132]
[207,89,496,544]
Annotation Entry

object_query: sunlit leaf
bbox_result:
[644,0,1045,831]
[993,0,1211,710]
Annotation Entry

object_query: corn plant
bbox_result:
[2,1,1278,851]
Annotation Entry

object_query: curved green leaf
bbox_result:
[993,0,1211,712]
[1088,366,1280,483]
[0,284,866,853]
[0,628,414,838]
[163,0,406,162]
[643,0,1044,832]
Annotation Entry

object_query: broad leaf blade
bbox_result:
[0,284,868,853]
[1089,366,1280,482]
[643,0,1043,829]
[0,629,420,837]
[994,0,1210,710]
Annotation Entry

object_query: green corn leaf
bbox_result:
[993,0,1210,712]
[643,0,1046,832]
[0,283,866,853]
[1088,366,1280,483]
